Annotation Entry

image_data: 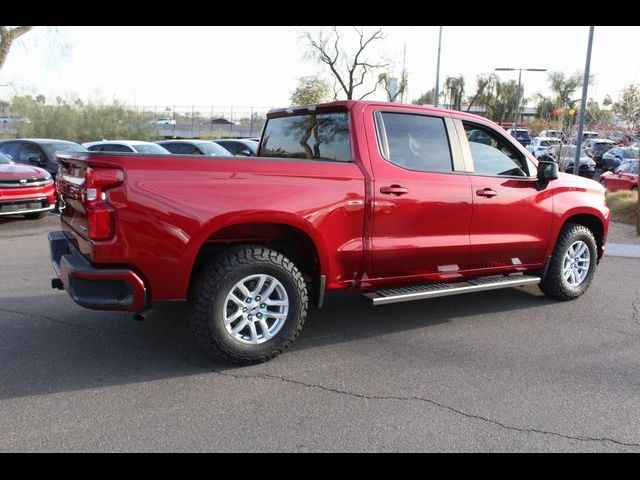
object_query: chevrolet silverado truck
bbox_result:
[49,101,609,364]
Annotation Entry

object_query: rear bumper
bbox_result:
[48,230,147,311]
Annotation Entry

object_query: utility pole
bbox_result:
[434,26,442,107]
[573,26,595,176]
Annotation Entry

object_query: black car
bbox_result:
[602,147,639,172]
[585,139,616,167]
[213,139,258,156]
[156,140,232,156]
[0,138,86,178]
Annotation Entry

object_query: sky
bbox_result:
[1,26,639,111]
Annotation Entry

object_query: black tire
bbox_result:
[539,223,598,301]
[24,211,48,220]
[189,245,308,364]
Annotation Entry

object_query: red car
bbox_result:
[0,152,56,219]
[49,101,609,364]
[600,160,639,192]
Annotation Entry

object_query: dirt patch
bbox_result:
[608,221,640,245]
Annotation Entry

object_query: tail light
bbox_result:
[85,167,124,240]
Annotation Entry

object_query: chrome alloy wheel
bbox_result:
[562,240,591,286]
[223,274,289,345]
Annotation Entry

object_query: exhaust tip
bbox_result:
[133,307,153,322]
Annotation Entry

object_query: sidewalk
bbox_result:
[605,221,640,259]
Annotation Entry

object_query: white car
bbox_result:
[538,129,567,142]
[148,118,176,126]
[82,140,171,154]
[526,136,562,158]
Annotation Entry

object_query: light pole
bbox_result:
[434,26,442,107]
[573,26,595,177]
[494,67,546,131]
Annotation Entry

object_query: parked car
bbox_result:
[83,140,170,154]
[0,115,31,125]
[0,152,55,219]
[149,118,176,126]
[538,129,567,143]
[599,160,639,192]
[584,138,616,167]
[212,139,258,156]
[526,136,562,158]
[203,118,240,126]
[466,129,492,145]
[156,140,232,156]
[50,100,608,364]
[601,147,639,172]
[0,138,86,178]
[547,144,595,178]
[506,128,532,147]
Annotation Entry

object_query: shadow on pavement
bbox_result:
[0,286,553,400]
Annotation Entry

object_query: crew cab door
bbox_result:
[456,118,553,268]
[363,106,473,283]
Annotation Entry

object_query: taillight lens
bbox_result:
[85,167,124,241]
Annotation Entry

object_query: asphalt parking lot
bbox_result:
[1,214,639,452]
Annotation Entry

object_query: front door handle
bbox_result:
[380,185,409,196]
[476,188,498,198]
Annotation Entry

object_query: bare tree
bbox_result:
[303,27,388,100]
[0,26,34,73]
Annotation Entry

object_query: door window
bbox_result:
[463,122,529,177]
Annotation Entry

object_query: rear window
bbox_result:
[260,112,350,162]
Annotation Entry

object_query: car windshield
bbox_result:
[623,149,639,159]
[40,142,87,157]
[133,144,170,154]
[0,152,13,164]
[200,142,232,156]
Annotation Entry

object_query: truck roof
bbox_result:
[267,100,490,124]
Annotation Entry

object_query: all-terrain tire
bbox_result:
[189,245,308,364]
[539,223,598,301]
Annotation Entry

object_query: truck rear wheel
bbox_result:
[539,223,597,301]
[190,245,308,364]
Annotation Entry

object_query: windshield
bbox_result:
[41,142,87,157]
[623,149,639,159]
[133,144,171,154]
[200,142,232,156]
[0,152,13,164]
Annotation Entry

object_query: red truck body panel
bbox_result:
[53,101,609,310]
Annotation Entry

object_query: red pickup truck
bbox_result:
[49,101,609,364]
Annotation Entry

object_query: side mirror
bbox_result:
[536,156,559,190]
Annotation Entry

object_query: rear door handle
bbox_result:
[476,188,498,198]
[380,185,409,196]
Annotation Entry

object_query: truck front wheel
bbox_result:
[190,245,308,364]
[539,223,598,301]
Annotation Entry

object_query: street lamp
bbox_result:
[494,67,546,132]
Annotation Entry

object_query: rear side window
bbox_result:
[260,112,350,162]
[378,112,453,172]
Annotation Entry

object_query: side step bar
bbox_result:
[363,275,541,306]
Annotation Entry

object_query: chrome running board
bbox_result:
[363,275,541,306]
